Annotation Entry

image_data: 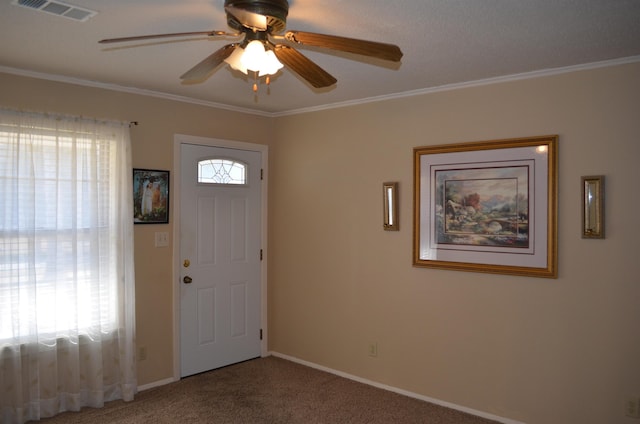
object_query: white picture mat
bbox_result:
[418,145,549,269]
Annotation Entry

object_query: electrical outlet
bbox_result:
[626,396,640,418]
[367,342,378,357]
[138,346,147,361]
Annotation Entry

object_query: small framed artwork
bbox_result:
[413,135,558,278]
[133,168,170,224]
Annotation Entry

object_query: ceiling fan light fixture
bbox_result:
[259,50,284,76]
[224,45,248,73]
[224,40,283,77]
[241,40,267,71]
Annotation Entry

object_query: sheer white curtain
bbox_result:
[0,108,136,423]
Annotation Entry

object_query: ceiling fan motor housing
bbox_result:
[224,0,289,34]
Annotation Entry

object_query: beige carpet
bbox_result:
[35,356,499,423]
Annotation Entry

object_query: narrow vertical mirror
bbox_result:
[383,182,399,231]
[582,175,604,238]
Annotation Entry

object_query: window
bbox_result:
[0,109,136,421]
[198,158,247,185]
[0,111,133,343]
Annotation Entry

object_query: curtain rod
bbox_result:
[129,121,139,127]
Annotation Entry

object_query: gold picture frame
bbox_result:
[413,135,558,278]
[581,175,605,239]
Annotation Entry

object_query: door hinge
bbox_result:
[260,329,263,340]
[260,168,264,180]
[260,249,263,260]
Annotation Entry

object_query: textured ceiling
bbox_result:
[1,0,640,115]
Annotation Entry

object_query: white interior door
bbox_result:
[179,142,262,377]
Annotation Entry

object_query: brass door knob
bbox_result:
[183,276,193,284]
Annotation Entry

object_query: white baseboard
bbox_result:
[269,351,525,424]
[137,376,177,392]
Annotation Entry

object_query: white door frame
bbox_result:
[172,133,268,381]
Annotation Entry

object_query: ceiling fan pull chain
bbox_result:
[253,71,258,92]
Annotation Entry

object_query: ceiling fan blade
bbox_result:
[224,5,268,31]
[284,31,403,62]
[273,45,337,89]
[180,44,238,83]
[99,31,234,44]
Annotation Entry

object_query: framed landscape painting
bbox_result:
[133,168,170,224]
[413,136,558,278]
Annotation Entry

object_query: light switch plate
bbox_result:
[155,232,169,247]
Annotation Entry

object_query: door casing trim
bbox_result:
[172,134,268,381]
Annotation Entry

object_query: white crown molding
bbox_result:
[0,65,273,118]
[273,54,640,117]
[3,55,639,118]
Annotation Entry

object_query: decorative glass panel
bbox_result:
[198,158,247,185]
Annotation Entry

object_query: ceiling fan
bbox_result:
[99,0,403,90]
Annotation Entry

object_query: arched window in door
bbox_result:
[197,158,247,185]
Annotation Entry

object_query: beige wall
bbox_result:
[269,62,640,424]
[0,72,275,386]
[2,61,639,423]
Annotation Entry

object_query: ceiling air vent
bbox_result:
[12,0,97,22]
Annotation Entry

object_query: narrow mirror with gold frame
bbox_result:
[582,175,604,239]
[383,182,399,231]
